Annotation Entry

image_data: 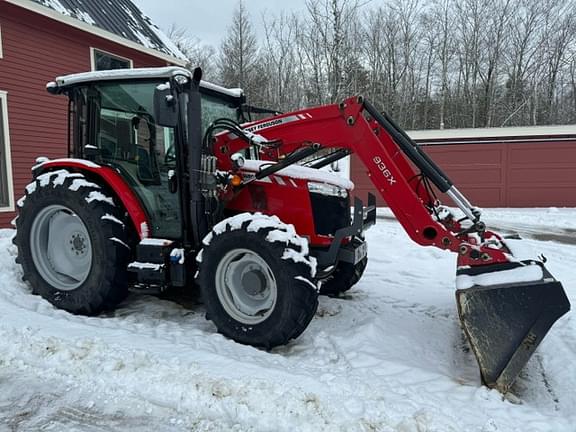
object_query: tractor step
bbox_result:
[128,239,187,289]
[128,261,166,285]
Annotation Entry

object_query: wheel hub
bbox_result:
[70,232,88,255]
[241,266,267,296]
[30,205,93,291]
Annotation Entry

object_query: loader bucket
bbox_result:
[456,261,570,393]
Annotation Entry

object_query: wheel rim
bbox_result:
[30,205,93,291]
[215,248,277,325]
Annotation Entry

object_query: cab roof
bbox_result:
[47,66,244,99]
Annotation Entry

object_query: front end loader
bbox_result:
[205,88,571,393]
[13,66,570,394]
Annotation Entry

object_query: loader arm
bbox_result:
[214,96,508,268]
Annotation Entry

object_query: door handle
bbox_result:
[168,169,178,193]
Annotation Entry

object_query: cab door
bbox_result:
[91,81,182,239]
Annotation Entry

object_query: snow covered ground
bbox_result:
[0,209,575,431]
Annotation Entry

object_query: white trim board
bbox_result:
[5,0,186,66]
[0,91,15,213]
[0,23,4,59]
[408,124,576,141]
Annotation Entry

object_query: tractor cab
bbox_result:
[47,67,246,240]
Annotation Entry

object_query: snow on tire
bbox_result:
[196,213,319,349]
[13,169,131,315]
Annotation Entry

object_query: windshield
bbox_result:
[162,91,241,162]
[202,93,241,130]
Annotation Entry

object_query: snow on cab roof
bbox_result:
[52,67,244,99]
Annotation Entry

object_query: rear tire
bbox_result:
[197,213,319,348]
[13,170,131,315]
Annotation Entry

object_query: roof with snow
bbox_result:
[408,124,576,144]
[30,0,186,61]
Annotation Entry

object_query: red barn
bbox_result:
[351,125,576,208]
[0,0,186,228]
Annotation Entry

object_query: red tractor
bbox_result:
[14,67,569,393]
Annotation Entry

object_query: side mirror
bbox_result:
[154,83,178,128]
[192,67,202,86]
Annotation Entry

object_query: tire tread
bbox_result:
[14,170,131,315]
[197,214,319,348]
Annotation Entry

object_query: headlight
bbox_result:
[307,182,348,198]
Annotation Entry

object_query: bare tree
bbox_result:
[165,0,576,129]
[261,12,303,110]
[427,0,455,128]
[166,25,217,78]
[501,0,544,126]
[218,0,262,100]
[301,0,364,103]
[537,0,576,124]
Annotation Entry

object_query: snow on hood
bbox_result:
[243,160,354,190]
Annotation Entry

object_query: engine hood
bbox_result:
[242,160,354,190]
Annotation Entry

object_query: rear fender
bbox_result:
[33,159,149,239]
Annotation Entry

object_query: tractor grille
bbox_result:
[310,193,351,236]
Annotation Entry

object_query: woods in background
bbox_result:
[171,0,576,130]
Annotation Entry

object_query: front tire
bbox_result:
[319,257,368,296]
[197,213,319,348]
[13,170,131,315]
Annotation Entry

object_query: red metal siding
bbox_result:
[506,142,576,207]
[0,3,171,228]
[422,144,507,207]
[351,139,576,208]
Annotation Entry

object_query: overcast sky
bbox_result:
[132,0,308,47]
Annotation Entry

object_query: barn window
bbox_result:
[91,48,133,71]
[0,91,14,211]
